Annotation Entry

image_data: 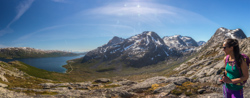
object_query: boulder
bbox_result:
[153,83,176,94]
[0,83,7,88]
[164,76,189,83]
[197,89,206,94]
[186,71,195,76]
[94,78,110,83]
[179,69,189,75]
[206,68,217,76]
[0,73,8,82]
[216,69,223,75]
[174,78,189,86]
[174,64,188,71]
[127,76,166,92]
[120,81,137,86]
[40,83,55,89]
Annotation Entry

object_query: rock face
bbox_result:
[81,31,182,67]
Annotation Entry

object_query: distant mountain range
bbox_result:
[81,31,206,67]
[0,27,249,97]
[0,47,78,59]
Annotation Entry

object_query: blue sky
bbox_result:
[0,0,249,52]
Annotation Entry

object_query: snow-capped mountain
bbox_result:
[163,35,198,52]
[81,31,181,67]
[204,27,247,48]
[197,41,206,46]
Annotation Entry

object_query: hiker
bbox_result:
[219,38,249,98]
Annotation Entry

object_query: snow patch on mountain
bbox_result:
[163,35,198,53]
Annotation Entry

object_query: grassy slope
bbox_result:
[63,54,195,81]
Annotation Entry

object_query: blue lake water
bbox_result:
[0,55,85,73]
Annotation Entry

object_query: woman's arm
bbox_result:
[230,59,249,83]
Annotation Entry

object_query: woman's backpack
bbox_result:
[225,54,250,86]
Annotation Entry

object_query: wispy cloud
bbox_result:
[82,1,218,26]
[0,0,34,37]
[15,23,134,42]
[7,0,34,28]
[51,0,67,3]
[0,28,13,36]
[16,25,65,42]
[88,3,175,16]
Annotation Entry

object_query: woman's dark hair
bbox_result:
[225,38,243,67]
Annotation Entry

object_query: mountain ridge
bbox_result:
[0,47,78,59]
[81,31,181,68]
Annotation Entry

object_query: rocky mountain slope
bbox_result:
[0,47,78,59]
[171,27,250,97]
[0,60,225,98]
[82,31,182,67]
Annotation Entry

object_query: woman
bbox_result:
[219,38,249,98]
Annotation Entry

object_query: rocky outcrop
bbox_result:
[94,78,110,83]
[0,87,30,98]
[153,83,176,94]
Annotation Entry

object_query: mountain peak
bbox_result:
[215,27,246,39]
[107,36,125,46]
[203,27,247,49]
[142,31,156,36]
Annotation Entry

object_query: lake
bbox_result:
[0,55,85,73]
